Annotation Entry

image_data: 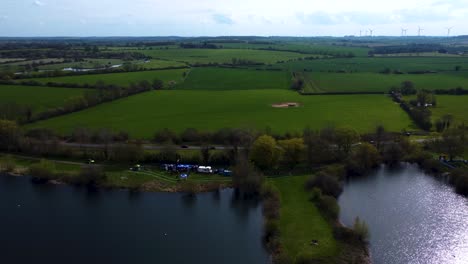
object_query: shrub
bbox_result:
[353,217,370,242]
[305,172,343,198]
[263,219,280,242]
[450,169,468,196]
[316,195,340,221]
[0,155,15,172]
[78,165,107,186]
[29,159,56,180]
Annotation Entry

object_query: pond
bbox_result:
[339,164,468,264]
[0,175,270,264]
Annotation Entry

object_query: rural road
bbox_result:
[59,142,232,150]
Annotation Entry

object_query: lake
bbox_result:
[0,175,270,264]
[339,164,468,264]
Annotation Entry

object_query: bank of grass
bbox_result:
[27,68,188,86]
[27,90,413,138]
[0,154,230,191]
[270,175,339,261]
[0,84,93,113]
[177,67,291,90]
[302,72,468,93]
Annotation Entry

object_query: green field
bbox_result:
[430,95,468,125]
[37,58,124,70]
[28,69,188,86]
[272,57,468,73]
[270,175,339,261]
[136,59,187,69]
[139,48,306,64]
[302,72,468,93]
[177,67,290,90]
[0,85,92,112]
[27,90,412,138]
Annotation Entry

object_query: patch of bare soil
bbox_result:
[271,102,301,108]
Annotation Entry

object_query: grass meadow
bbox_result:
[270,175,339,261]
[177,67,291,90]
[273,57,468,73]
[27,90,412,138]
[0,85,92,112]
[139,48,307,64]
[29,69,188,87]
[430,95,468,125]
[303,72,468,93]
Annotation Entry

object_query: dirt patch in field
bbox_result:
[271,102,301,108]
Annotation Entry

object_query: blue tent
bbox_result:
[180,173,188,179]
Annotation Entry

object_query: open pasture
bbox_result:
[303,72,468,93]
[429,95,468,125]
[273,57,468,73]
[27,90,412,138]
[139,48,306,64]
[0,85,92,112]
[28,68,188,87]
[177,67,290,90]
[37,58,124,70]
[270,175,339,261]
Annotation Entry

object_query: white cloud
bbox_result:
[33,0,45,7]
[0,0,467,36]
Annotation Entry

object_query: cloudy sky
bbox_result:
[0,0,467,36]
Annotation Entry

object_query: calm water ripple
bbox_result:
[338,164,468,264]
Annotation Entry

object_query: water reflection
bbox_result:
[0,176,269,264]
[339,164,468,264]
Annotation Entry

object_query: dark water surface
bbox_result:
[339,164,468,264]
[0,175,269,264]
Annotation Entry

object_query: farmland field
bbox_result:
[0,85,92,112]
[271,57,468,73]
[429,95,468,125]
[28,69,188,86]
[27,90,413,138]
[139,48,307,64]
[37,58,124,70]
[177,67,291,90]
[302,72,468,93]
[135,59,187,69]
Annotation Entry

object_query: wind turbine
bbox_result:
[359,30,362,37]
[368,28,374,37]
[418,26,424,36]
[401,28,408,37]
[446,26,454,37]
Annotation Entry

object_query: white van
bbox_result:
[197,166,213,174]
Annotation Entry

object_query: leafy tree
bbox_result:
[401,81,416,95]
[435,128,466,161]
[152,79,164,90]
[232,154,264,194]
[250,135,280,170]
[334,128,360,158]
[382,142,404,166]
[200,146,211,165]
[303,127,336,165]
[278,138,305,169]
[153,128,178,143]
[305,171,343,198]
[347,143,381,175]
